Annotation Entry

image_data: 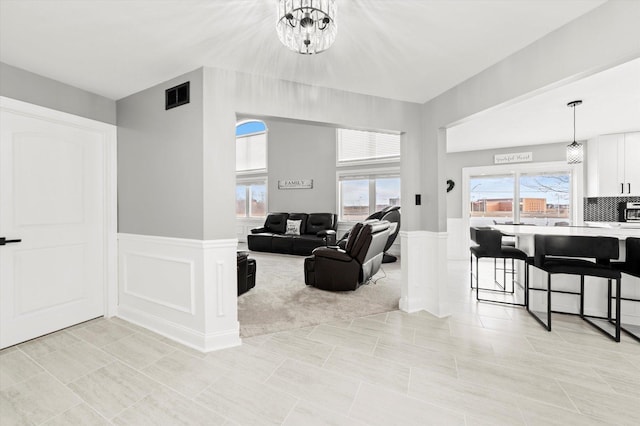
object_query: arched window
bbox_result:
[236,119,268,217]
[236,119,267,173]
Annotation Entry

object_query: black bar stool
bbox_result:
[612,237,640,342]
[470,227,528,306]
[527,235,622,341]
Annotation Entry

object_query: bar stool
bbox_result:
[612,237,640,342]
[527,234,622,341]
[470,227,528,306]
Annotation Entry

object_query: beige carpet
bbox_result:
[237,250,401,337]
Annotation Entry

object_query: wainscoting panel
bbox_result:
[447,218,467,260]
[400,230,449,317]
[122,252,195,314]
[118,233,241,352]
[236,218,263,243]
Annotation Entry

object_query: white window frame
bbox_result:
[336,166,401,224]
[336,128,401,167]
[236,177,268,218]
[461,161,584,246]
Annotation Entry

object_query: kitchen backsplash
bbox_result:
[584,196,640,222]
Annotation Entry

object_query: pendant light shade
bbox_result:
[566,100,583,164]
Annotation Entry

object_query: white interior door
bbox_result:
[1,104,106,348]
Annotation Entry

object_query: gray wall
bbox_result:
[446,141,568,218]
[0,62,116,124]
[263,118,336,213]
[117,68,205,239]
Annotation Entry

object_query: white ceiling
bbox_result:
[446,57,640,152]
[0,0,606,103]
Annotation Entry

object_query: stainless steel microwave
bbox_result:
[624,202,640,222]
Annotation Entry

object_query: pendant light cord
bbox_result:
[573,104,576,142]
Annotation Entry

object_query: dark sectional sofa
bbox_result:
[248,212,337,256]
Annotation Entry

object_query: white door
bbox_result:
[1,104,105,348]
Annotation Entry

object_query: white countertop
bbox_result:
[493,225,640,240]
[584,221,640,230]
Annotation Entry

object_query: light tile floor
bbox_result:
[2,260,640,425]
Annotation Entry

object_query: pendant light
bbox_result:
[566,100,583,164]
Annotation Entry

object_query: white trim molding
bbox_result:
[117,233,241,352]
[399,230,450,318]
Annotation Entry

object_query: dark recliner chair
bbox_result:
[338,206,400,263]
[304,220,390,291]
[237,251,256,296]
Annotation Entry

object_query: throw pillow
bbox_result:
[285,219,302,235]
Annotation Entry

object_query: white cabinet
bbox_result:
[587,132,640,196]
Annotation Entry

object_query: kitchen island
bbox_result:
[491,224,640,327]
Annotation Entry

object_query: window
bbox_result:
[337,128,400,164]
[236,120,267,218]
[236,181,267,218]
[468,167,573,227]
[339,173,401,221]
[236,120,267,173]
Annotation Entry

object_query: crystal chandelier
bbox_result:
[566,100,584,164]
[276,0,337,55]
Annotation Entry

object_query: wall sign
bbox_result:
[278,179,313,189]
[494,152,533,164]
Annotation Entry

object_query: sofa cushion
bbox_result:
[247,233,273,252]
[264,213,289,234]
[272,234,294,253]
[305,213,335,235]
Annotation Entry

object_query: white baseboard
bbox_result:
[117,233,241,352]
[118,305,240,352]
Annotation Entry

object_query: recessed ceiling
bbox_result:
[446,56,640,153]
[0,0,606,102]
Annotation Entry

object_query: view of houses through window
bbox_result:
[469,170,572,227]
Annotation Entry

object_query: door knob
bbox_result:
[0,237,22,246]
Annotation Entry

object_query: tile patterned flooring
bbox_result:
[2,260,640,425]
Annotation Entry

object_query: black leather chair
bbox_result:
[304,220,390,291]
[338,206,400,263]
[237,251,256,296]
[528,235,622,341]
[470,227,528,306]
[612,237,640,342]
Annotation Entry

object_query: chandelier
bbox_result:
[276,0,337,55]
[566,100,584,164]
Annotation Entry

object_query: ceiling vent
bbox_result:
[165,82,190,110]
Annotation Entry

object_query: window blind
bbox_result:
[236,133,267,172]
[337,129,400,163]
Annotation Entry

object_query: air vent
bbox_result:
[165,82,190,110]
